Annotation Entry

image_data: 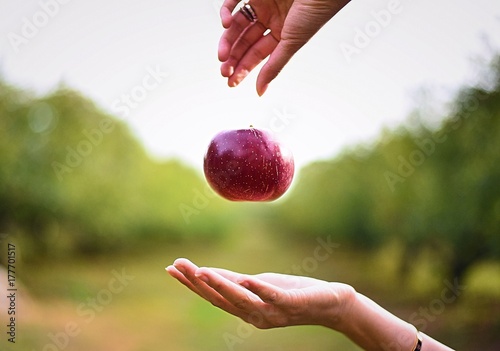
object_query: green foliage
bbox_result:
[1,56,499,282]
[269,58,500,280]
[0,81,234,260]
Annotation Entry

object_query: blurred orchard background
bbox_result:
[1,0,500,350]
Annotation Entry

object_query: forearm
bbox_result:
[328,290,454,351]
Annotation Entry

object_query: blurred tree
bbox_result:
[0,81,234,260]
[269,56,500,282]
[1,55,499,274]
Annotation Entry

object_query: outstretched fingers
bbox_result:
[219,6,255,61]
[197,268,293,328]
[237,275,286,305]
[209,267,249,283]
[167,259,243,317]
[220,0,241,28]
[166,258,202,294]
[228,33,278,88]
[195,267,263,310]
[167,262,303,328]
[166,265,197,292]
[221,21,268,77]
[256,38,301,95]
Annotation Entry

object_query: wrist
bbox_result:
[319,283,357,331]
[336,291,418,351]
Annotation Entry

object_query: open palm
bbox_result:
[166,258,354,329]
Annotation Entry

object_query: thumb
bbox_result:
[255,0,349,95]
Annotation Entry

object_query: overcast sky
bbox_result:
[1,0,499,171]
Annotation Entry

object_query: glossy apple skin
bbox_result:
[204,128,294,201]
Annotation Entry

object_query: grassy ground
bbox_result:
[0,229,499,351]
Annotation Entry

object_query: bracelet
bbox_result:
[412,330,423,351]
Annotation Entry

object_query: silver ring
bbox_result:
[240,3,258,22]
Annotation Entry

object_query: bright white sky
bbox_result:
[1,0,499,172]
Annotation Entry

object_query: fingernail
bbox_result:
[258,84,269,96]
[196,273,209,283]
[174,264,186,274]
[238,280,249,288]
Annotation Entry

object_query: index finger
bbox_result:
[238,275,286,305]
[220,0,241,28]
[168,260,250,318]
[196,267,264,310]
[209,267,248,283]
[218,11,254,62]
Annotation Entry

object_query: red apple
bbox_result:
[203,127,294,201]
